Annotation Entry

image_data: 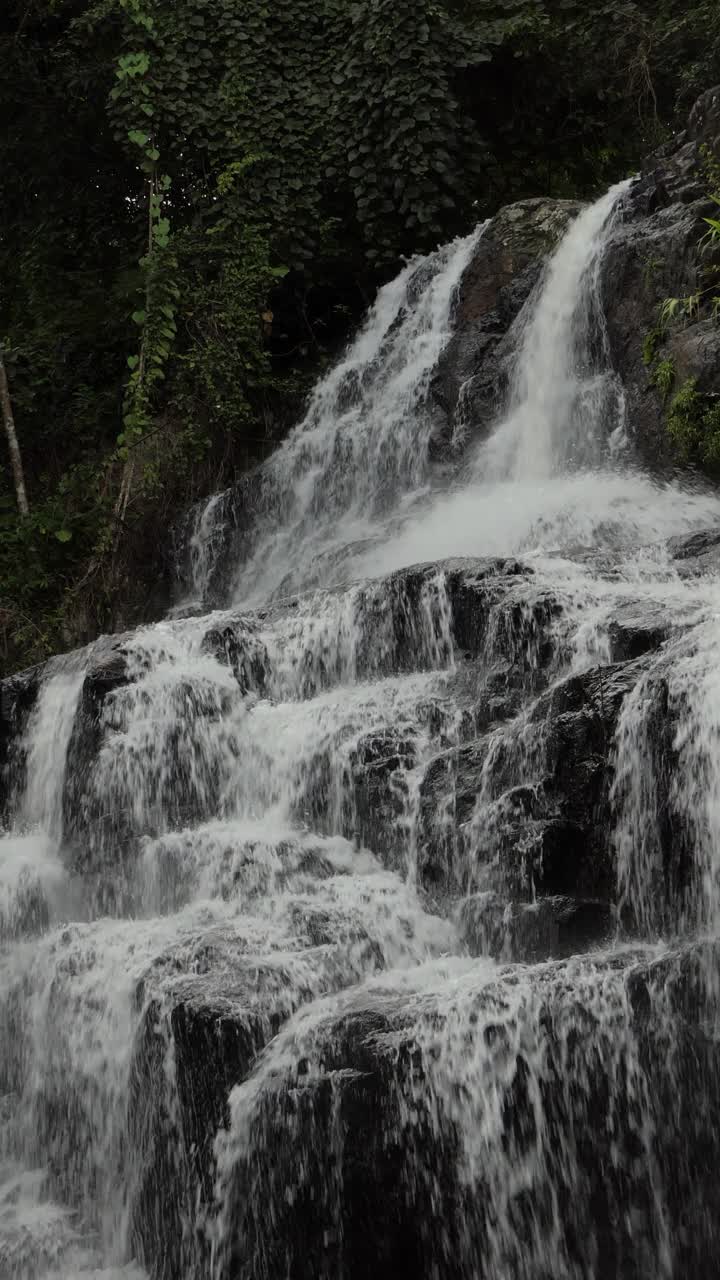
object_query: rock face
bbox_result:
[599,85,720,470]
[211,942,720,1280]
[430,197,584,454]
[0,664,41,820]
[433,86,720,474]
[427,85,720,474]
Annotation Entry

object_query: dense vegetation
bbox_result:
[1,0,718,670]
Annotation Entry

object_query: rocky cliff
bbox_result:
[428,84,720,473]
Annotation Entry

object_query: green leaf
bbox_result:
[55,529,72,543]
[127,354,140,370]
[132,310,147,325]
[128,130,150,147]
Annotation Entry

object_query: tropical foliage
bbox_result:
[1,0,718,668]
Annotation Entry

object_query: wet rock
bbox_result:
[416,655,651,902]
[128,969,286,1279]
[0,664,42,817]
[650,85,720,206]
[600,201,705,470]
[62,645,135,887]
[538,655,649,728]
[669,525,720,560]
[525,659,650,898]
[669,319,720,394]
[417,738,492,892]
[346,729,417,870]
[63,645,132,807]
[212,944,720,1280]
[471,659,648,901]
[668,524,720,578]
[443,558,528,653]
[432,198,583,454]
[127,909,404,1279]
[607,601,672,661]
[213,559,548,692]
[600,86,720,472]
[214,1001,460,1280]
[81,645,131,711]
[201,617,269,695]
[627,939,720,1276]
[171,472,283,611]
[459,891,614,961]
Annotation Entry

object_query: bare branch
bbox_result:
[0,345,30,517]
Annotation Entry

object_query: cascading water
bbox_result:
[227,229,481,605]
[4,177,720,1279]
[479,181,631,483]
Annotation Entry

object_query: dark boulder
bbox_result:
[171,472,283,612]
[416,655,651,904]
[669,525,720,562]
[345,729,417,871]
[201,617,269,696]
[607,601,672,662]
[211,943,720,1280]
[126,900,416,1280]
[62,643,134,890]
[128,966,288,1280]
[459,891,614,961]
[0,663,42,817]
[668,524,720,578]
[525,659,651,901]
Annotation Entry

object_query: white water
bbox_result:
[180,491,231,611]
[4,181,720,1277]
[229,228,482,604]
[479,181,630,482]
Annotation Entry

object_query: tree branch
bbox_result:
[0,344,30,516]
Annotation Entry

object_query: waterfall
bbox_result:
[4,182,720,1279]
[478,180,631,482]
[228,228,481,605]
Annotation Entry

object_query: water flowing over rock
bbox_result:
[5,90,720,1280]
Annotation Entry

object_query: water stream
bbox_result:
[4,181,720,1278]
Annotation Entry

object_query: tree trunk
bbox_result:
[0,346,29,516]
